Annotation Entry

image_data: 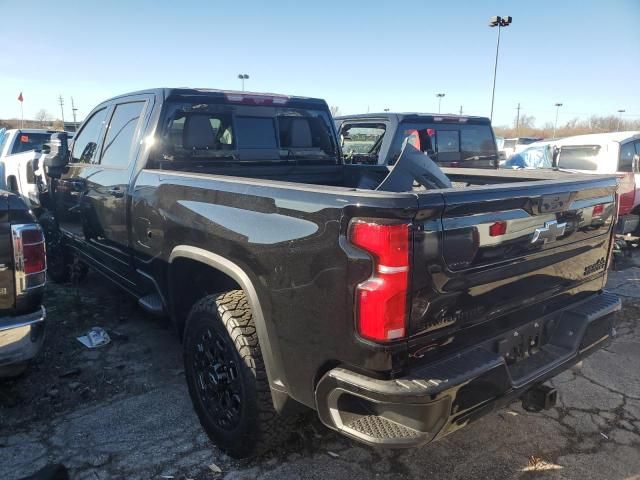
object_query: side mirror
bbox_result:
[633,154,640,173]
[43,132,69,178]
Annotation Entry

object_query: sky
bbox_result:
[0,0,638,127]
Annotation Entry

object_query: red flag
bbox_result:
[17,92,23,102]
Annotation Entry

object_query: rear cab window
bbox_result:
[388,119,497,167]
[10,132,52,154]
[340,123,386,164]
[156,96,337,166]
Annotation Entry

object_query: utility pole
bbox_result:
[515,102,521,136]
[71,96,78,124]
[58,95,65,126]
[459,105,463,115]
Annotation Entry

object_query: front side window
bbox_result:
[100,102,145,168]
[71,108,108,163]
[10,132,52,155]
[557,145,601,171]
[619,142,636,172]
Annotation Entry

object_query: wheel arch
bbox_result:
[168,245,295,412]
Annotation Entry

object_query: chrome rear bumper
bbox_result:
[0,306,46,367]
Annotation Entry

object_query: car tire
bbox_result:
[183,290,296,458]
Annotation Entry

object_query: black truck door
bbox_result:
[56,106,110,242]
[78,98,150,287]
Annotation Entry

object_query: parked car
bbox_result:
[335,112,499,168]
[501,136,543,159]
[502,142,555,169]
[0,190,47,377]
[39,88,620,458]
[550,132,640,235]
[0,128,62,210]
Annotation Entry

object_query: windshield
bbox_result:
[389,122,496,165]
[504,145,552,169]
[557,145,601,171]
[159,101,337,164]
[10,132,51,154]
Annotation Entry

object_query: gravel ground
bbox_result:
[1,259,639,480]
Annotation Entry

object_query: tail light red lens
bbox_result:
[617,173,635,216]
[11,224,46,294]
[348,219,410,342]
[592,204,604,217]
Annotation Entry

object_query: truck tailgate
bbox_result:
[409,176,617,361]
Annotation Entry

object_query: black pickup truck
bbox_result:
[39,88,620,457]
[0,191,47,377]
[336,112,499,168]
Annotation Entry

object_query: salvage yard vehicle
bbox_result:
[0,128,62,210]
[335,112,499,168]
[0,191,47,378]
[39,88,620,458]
[552,132,640,236]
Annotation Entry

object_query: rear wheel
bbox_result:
[183,290,296,458]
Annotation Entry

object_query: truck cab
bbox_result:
[335,113,499,168]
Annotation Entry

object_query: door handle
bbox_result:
[108,187,124,198]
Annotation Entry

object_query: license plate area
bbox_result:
[495,320,550,366]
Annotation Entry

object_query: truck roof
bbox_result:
[98,88,329,107]
[550,131,640,145]
[335,112,491,124]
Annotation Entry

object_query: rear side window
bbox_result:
[71,108,108,163]
[557,145,600,171]
[619,142,636,172]
[100,102,145,168]
[236,117,277,149]
[388,122,495,164]
[10,132,52,154]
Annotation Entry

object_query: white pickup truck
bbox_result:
[0,128,63,209]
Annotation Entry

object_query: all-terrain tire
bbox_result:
[183,290,296,458]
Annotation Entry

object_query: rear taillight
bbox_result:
[348,219,410,342]
[617,173,635,216]
[12,224,46,294]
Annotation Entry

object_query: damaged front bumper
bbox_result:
[315,291,620,447]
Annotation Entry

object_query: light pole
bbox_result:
[237,74,249,91]
[436,93,445,113]
[488,15,512,122]
[617,109,626,131]
[553,103,563,139]
[383,108,390,112]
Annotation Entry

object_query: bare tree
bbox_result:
[329,105,341,118]
[35,109,52,126]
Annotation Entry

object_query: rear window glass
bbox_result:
[389,122,495,164]
[341,124,386,155]
[236,117,277,149]
[158,101,336,163]
[557,145,600,171]
[10,132,52,154]
[619,142,636,172]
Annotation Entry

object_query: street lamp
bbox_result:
[237,73,249,91]
[617,109,626,131]
[553,103,563,139]
[383,108,390,112]
[488,15,512,122]
[436,93,445,113]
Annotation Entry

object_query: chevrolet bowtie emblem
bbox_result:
[532,220,566,244]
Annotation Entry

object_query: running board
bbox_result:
[138,293,165,316]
